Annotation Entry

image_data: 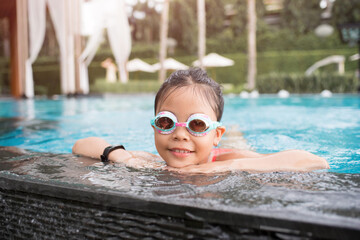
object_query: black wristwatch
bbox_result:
[100,145,126,162]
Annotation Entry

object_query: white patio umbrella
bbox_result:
[192,53,234,68]
[193,53,234,80]
[152,58,188,71]
[127,58,155,72]
[349,53,359,61]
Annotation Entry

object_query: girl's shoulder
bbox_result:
[210,148,236,162]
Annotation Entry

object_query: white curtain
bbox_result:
[47,0,76,95]
[78,29,104,94]
[26,0,47,98]
[105,0,131,83]
[78,0,105,94]
[80,0,131,85]
[26,0,131,96]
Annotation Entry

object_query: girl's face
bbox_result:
[153,87,225,168]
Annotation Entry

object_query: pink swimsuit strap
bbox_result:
[210,148,234,162]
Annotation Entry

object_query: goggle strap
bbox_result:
[175,122,186,127]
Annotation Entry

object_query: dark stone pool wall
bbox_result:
[1,173,359,240]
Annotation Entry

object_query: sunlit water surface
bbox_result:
[0,94,359,173]
[1,94,360,227]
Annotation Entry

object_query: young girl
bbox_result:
[72,68,329,173]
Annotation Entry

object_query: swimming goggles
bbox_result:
[150,111,221,137]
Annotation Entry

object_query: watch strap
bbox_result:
[100,145,125,162]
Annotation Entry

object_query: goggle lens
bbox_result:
[155,116,174,130]
[188,119,208,133]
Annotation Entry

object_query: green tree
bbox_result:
[228,0,265,37]
[205,0,225,37]
[332,0,360,25]
[229,0,248,37]
[281,0,322,34]
[132,2,160,42]
[168,0,197,54]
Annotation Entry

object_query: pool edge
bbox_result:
[1,172,359,239]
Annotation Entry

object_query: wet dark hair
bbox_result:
[154,67,224,121]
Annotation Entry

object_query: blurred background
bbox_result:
[0,0,359,97]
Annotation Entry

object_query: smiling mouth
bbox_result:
[169,149,194,158]
[171,149,192,153]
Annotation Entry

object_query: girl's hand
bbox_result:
[167,150,329,174]
[116,151,165,169]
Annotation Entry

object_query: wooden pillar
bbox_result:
[9,0,28,98]
[65,0,75,95]
[158,0,169,82]
[73,0,82,94]
[247,0,256,90]
[197,0,206,69]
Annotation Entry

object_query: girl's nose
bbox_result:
[172,125,190,141]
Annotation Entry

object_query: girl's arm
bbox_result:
[233,150,329,172]
[172,150,329,173]
[72,137,132,162]
[72,137,164,168]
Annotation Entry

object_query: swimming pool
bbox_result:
[0,94,359,173]
[1,94,360,238]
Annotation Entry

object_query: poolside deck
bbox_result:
[1,147,360,239]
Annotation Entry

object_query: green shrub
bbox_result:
[206,28,348,55]
[207,32,247,54]
[32,63,61,96]
[0,58,9,94]
[93,42,161,60]
[130,42,160,59]
[1,48,358,96]
[256,72,358,93]
[257,49,358,74]
[197,48,358,87]
[91,79,162,93]
[257,28,346,52]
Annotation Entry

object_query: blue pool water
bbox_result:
[0,94,359,173]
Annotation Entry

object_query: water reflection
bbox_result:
[1,95,359,173]
[1,146,360,224]
[16,99,35,120]
[0,117,61,151]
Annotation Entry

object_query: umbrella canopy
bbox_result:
[127,58,155,72]
[193,53,234,67]
[349,53,359,61]
[152,58,188,71]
